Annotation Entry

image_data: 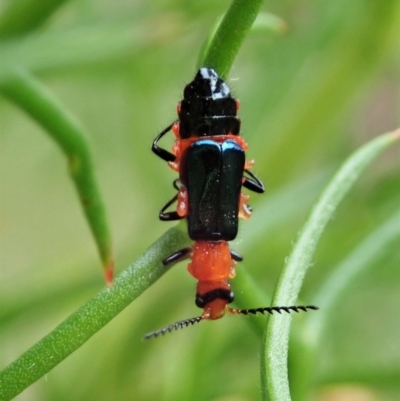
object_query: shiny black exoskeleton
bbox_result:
[179,67,240,138]
[180,139,245,241]
[151,67,264,249]
[143,68,318,341]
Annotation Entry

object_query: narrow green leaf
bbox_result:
[198,0,264,78]
[291,208,400,400]
[0,226,190,401]
[197,10,285,73]
[261,129,400,401]
[0,70,114,283]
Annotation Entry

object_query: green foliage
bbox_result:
[0,70,114,283]
[0,0,399,400]
[261,131,399,401]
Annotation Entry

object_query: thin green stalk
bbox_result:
[0,226,191,401]
[198,0,264,78]
[261,129,400,401]
[197,10,286,73]
[0,70,114,283]
[290,208,400,400]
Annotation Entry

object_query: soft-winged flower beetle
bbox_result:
[147,68,317,339]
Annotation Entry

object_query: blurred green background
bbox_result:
[0,0,399,400]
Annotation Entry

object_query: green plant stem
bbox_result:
[0,70,114,283]
[0,226,190,401]
[197,10,285,73]
[198,0,264,78]
[291,208,400,400]
[260,129,400,401]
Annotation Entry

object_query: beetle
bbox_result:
[146,68,317,338]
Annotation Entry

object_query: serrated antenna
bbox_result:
[227,305,319,316]
[143,315,204,340]
[143,305,318,340]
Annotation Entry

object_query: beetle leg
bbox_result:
[162,247,192,267]
[159,180,185,221]
[230,250,243,262]
[238,193,252,219]
[243,169,265,193]
[151,122,177,162]
[229,251,243,279]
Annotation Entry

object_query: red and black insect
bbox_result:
[146,68,317,339]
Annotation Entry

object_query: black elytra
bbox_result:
[180,139,245,241]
